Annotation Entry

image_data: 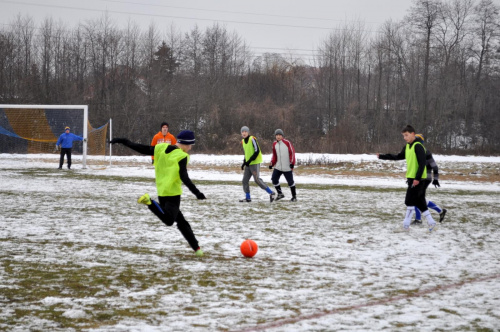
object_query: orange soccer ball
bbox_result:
[240,239,258,258]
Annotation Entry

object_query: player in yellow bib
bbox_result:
[239,126,276,202]
[378,125,437,231]
[110,130,205,256]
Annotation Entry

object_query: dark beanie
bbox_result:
[160,122,169,129]
[177,130,195,145]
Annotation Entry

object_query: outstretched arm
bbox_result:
[179,157,205,199]
[378,146,406,160]
[110,138,155,156]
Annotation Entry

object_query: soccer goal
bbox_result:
[0,104,109,169]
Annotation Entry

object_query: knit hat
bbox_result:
[177,130,195,145]
[160,122,169,129]
[241,126,249,133]
[274,129,284,136]
[415,133,425,141]
[65,126,70,130]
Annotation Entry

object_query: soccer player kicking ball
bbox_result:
[110,130,205,256]
[377,125,437,232]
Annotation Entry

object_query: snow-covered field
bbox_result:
[1,153,499,331]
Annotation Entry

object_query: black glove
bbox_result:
[241,163,245,170]
[269,165,273,169]
[432,179,440,188]
[290,164,294,169]
[151,160,154,165]
[110,138,129,145]
[196,192,206,200]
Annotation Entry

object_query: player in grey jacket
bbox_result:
[269,129,297,201]
[412,134,447,224]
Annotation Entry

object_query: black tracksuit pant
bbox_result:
[59,148,72,168]
[405,179,428,213]
[147,195,199,251]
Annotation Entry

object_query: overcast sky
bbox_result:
[1,0,496,63]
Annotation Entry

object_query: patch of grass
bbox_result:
[440,308,460,315]
[221,293,241,300]
[386,288,421,298]
[392,321,416,328]
[184,306,200,314]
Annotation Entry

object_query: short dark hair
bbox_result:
[160,122,169,129]
[401,125,415,133]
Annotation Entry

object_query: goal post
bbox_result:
[0,104,109,169]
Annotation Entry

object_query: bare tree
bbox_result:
[408,0,441,124]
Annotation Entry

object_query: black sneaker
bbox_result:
[439,208,447,223]
[411,219,422,225]
[276,193,285,201]
[239,198,251,203]
[270,192,276,202]
[291,197,297,202]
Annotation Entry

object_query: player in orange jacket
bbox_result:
[151,122,177,164]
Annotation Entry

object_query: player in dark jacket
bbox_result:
[377,125,437,231]
[412,134,447,225]
[110,130,205,257]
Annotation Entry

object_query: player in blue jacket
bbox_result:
[56,126,84,169]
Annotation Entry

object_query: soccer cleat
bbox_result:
[275,193,285,201]
[58,167,62,170]
[270,192,276,202]
[291,197,297,202]
[195,249,204,257]
[428,222,437,232]
[411,219,422,226]
[439,208,447,223]
[137,193,152,205]
[239,198,251,202]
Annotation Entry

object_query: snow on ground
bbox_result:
[1,153,499,331]
[2,152,500,191]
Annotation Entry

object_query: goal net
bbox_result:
[0,105,109,168]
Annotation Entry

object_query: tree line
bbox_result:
[1,0,499,155]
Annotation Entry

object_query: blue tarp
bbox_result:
[0,125,21,138]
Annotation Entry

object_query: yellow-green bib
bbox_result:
[405,141,427,179]
[154,144,189,196]
[242,136,263,165]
